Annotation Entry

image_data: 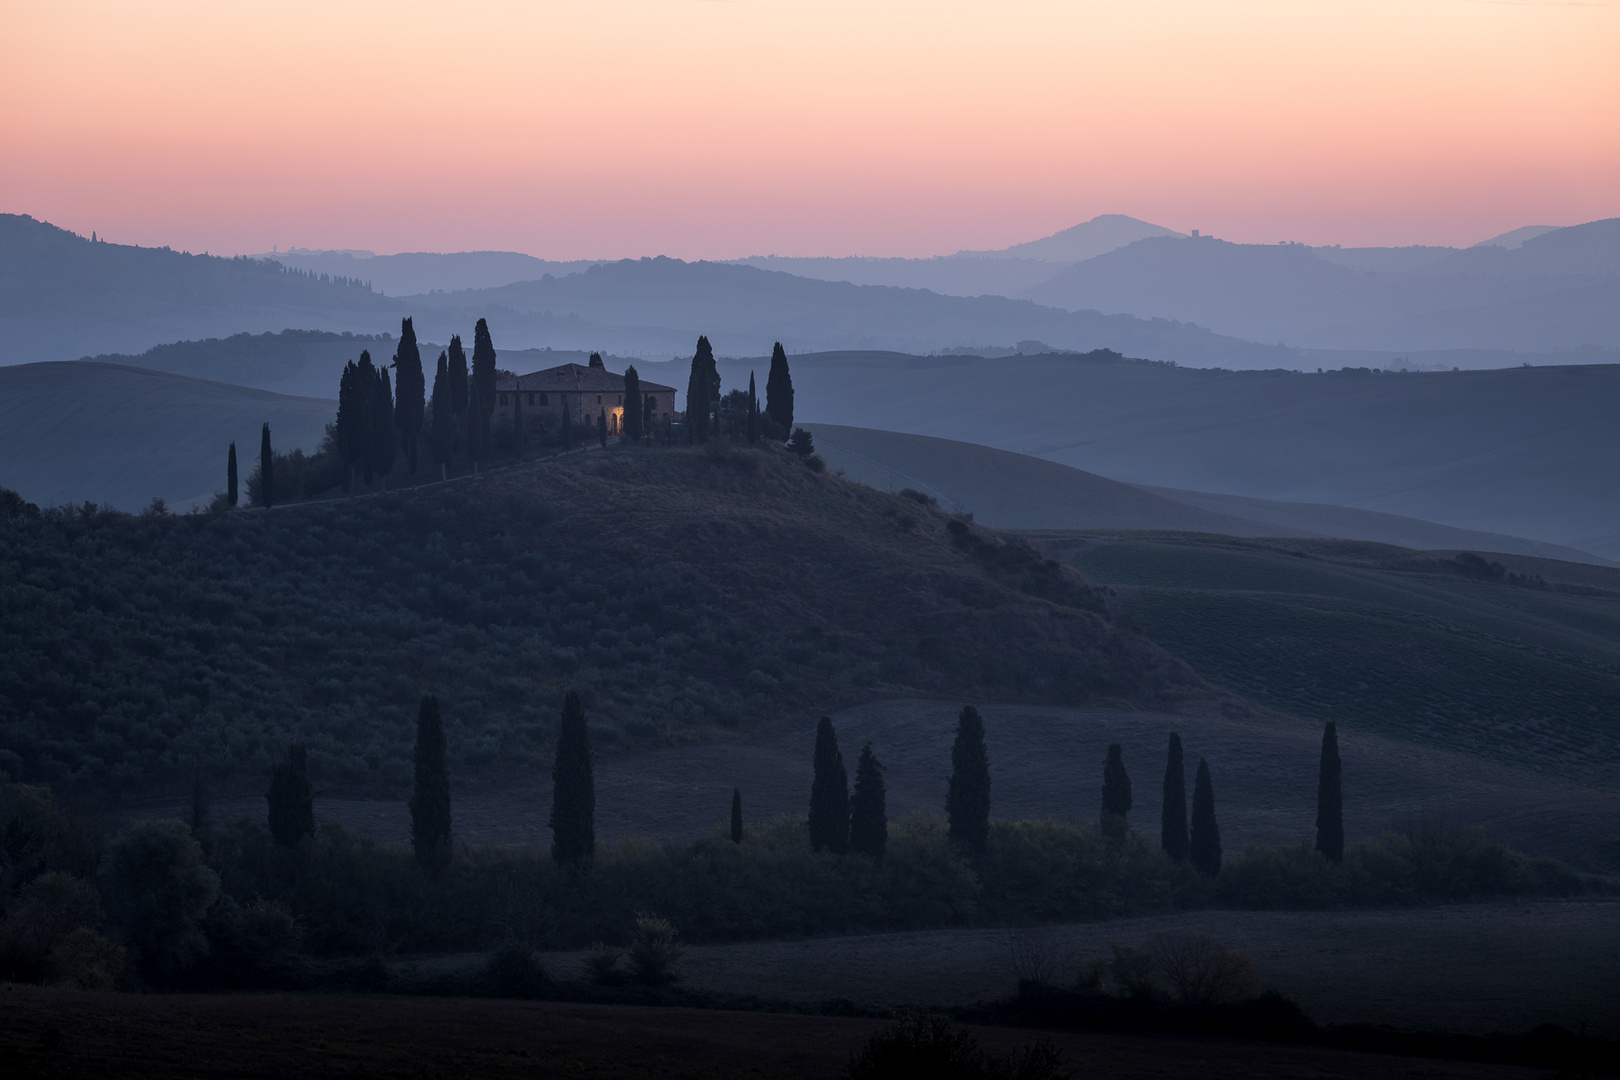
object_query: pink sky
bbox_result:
[2,0,1616,258]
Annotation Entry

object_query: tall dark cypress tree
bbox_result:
[1161,732,1188,862]
[410,695,452,874]
[685,336,718,444]
[597,408,607,448]
[746,371,760,444]
[447,334,469,421]
[471,318,498,441]
[371,366,396,489]
[808,717,849,854]
[765,342,794,436]
[259,422,274,508]
[392,317,425,475]
[430,350,452,480]
[357,351,378,485]
[849,743,888,857]
[550,691,595,867]
[226,442,238,507]
[730,787,743,844]
[266,744,313,847]
[1315,721,1344,863]
[622,365,643,442]
[946,705,991,853]
[337,359,363,491]
[1189,757,1222,877]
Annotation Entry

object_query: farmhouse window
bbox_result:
[539,393,548,405]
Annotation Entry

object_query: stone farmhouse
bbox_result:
[494,355,677,437]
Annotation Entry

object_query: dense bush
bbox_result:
[845,1014,1068,1080]
[98,819,220,978]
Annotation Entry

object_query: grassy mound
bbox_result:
[0,444,1197,790]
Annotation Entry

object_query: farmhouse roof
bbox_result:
[496,364,674,395]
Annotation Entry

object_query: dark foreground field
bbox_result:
[0,989,1545,1080]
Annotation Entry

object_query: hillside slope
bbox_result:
[690,351,1620,560]
[0,362,334,511]
[0,444,1196,790]
[804,424,1598,561]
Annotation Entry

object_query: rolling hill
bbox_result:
[802,424,1604,562]
[679,350,1620,560]
[0,362,335,511]
[1023,219,1620,352]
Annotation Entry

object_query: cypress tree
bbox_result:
[410,695,452,874]
[357,351,378,485]
[730,787,743,844]
[448,334,469,419]
[430,350,451,480]
[259,422,274,508]
[1315,720,1344,863]
[848,742,887,857]
[471,317,497,440]
[622,366,643,442]
[1161,732,1188,862]
[392,316,425,475]
[746,371,760,444]
[266,744,314,848]
[550,691,595,867]
[1189,757,1222,877]
[946,705,991,853]
[371,366,396,489]
[1101,742,1131,840]
[226,442,238,507]
[685,336,718,443]
[597,408,608,449]
[765,341,794,436]
[512,385,526,457]
[808,716,849,854]
[337,359,363,491]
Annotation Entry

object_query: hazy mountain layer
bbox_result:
[1024,220,1620,351]
[652,350,1620,560]
[258,248,602,297]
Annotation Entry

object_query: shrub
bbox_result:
[806,454,826,473]
[46,926,126,989]
[480,940,549,998]
[0,871,102,981]
[583,942,624,985]
[627,913,685,986]
[898,488,937,507]
[205,896,303,983]
[845,1014,1068,1080]
[787,427,815,457]
[98,819,220,977]
[1144,932,1259,1005]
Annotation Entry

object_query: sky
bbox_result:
[1,0,1616,259]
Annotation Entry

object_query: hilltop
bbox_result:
[0,443,1197,792]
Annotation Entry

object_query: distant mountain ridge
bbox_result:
[952,213,1184,262]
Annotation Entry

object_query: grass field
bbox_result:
[0,990,1550,1079]
[1061,534,1620,788]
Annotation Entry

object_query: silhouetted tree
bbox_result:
[947,705,990,853]
[356,351,378,485]
[597,408,608,448]
[685,335,718,444]
[622,365,643,442]
[430,350,451,480]
[410,695,452,874]
[550,691,595,867]
[1101,743,1132,838]
[266,744,313,848]
[258,423,274,508]
[448,334,469,419]
[808,717,849,854]
[765,341,793,435]
[1161,732,1188,862]
[226,442,237,507]
[472,318,498,441]
[849,743,888,857]
[336,359,363,491]
[1316,721,1344,863]
[730,788,743,844]
[393,316,425,475]
[746,370,761,444]
[371,366,396,489]
[788,427,815,457]
[1189,757,1221,877]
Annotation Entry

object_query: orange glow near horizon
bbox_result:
[1,0,1616,258]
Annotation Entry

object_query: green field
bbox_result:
[1063,535,1620,785]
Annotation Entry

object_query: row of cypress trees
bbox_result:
[683,337,794,444]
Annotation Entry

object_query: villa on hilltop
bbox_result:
[494,354,677,436]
